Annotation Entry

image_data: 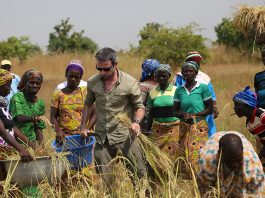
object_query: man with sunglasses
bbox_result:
[80,47,146,191]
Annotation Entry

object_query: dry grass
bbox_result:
[3,52,264,197]
[233,5,265,35]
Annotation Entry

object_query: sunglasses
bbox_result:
[96,65,114,71]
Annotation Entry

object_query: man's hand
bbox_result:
[130,122,141,136]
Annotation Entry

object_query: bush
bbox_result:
[48,18,98,54]
[134,22,209,67]
[0,36,41,63]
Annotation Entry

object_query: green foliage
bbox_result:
[215,18,255,51]
[48,18,98,54]
[0,36,41,63]
[135,22,208,67]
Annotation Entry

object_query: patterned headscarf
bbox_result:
[185,51,202,66]
[65,59,84,77]
[155,64,172,75]
[0,69,13,87]
[182,61,199,72]
[141,59,160,81]
[233,86,257,109]
[18,70,43,91]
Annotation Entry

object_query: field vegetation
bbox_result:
[2,45,264,197]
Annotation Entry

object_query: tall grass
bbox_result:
[4,51,264,197]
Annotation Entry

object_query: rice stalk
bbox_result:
[114,113,174,185]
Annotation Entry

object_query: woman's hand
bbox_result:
[28,141,37,150]
[19,148,33,162]
[183,113,195,124]
[213,105,219,118]
[56,130,65,143]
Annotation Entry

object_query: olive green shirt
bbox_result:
[85,70,144,145]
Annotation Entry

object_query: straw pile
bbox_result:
[233,5,265,35]
[115,113,174,185]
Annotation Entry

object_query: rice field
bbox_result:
[2,51,264,197]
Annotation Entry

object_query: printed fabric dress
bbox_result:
[174,82,211,171]
[50,87,86,135]
[10,92,46,141]
[147,84,180,159]
[198,131,265,198]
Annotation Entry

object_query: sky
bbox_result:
[1,0,264,51]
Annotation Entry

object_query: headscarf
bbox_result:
[141,59,160,81]
[0,69,13,87]
[155,64,172,75]
[185,51,202,66]
[65,59,84,77]
[233,86,257,109]
[18,70,43,91]
[182,61,199,72]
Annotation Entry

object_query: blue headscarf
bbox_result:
[233,86,257,109]
[141,59,160,81]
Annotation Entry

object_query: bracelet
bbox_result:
[133,119,141,124]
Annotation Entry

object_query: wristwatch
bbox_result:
[134,118,141,124]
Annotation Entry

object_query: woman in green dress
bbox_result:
[10,70,45,145]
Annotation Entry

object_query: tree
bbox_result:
[135,23,208,66]
[0,36,41,63]
[215,18,255,51]
[48,18,98,53]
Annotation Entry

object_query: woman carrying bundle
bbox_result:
[174,61,213,170]
[10,70,46,146]
[50,60,96,143]
[146,64,179,159]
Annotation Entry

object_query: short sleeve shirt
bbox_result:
[85,70,144,145]
[50,87,86,134]
[147,84,178,123]
[174,82,212,116]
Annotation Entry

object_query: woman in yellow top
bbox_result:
[50,60,96,143]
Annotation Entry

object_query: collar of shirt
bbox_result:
[156,83,173,92]
[182,81,200,95]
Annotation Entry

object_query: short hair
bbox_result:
[219,134,243,156]
[95,47,118,65]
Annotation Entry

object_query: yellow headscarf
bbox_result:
[0,69,13,87]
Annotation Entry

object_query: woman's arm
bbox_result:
[35,128,43,144]
[50,106,64,142]
[146,107,154,131]
[193,99,213,117]
[14,115,33,123]
[0,121,32,161]
[86,104,96,131]
[174,101,188,119]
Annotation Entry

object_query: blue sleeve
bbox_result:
[176,75,184,87]
[208,82,216,101]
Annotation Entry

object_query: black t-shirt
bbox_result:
[0,107,14,130]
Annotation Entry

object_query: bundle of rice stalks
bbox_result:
[233,5,265,35]
[115,113,174,185]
